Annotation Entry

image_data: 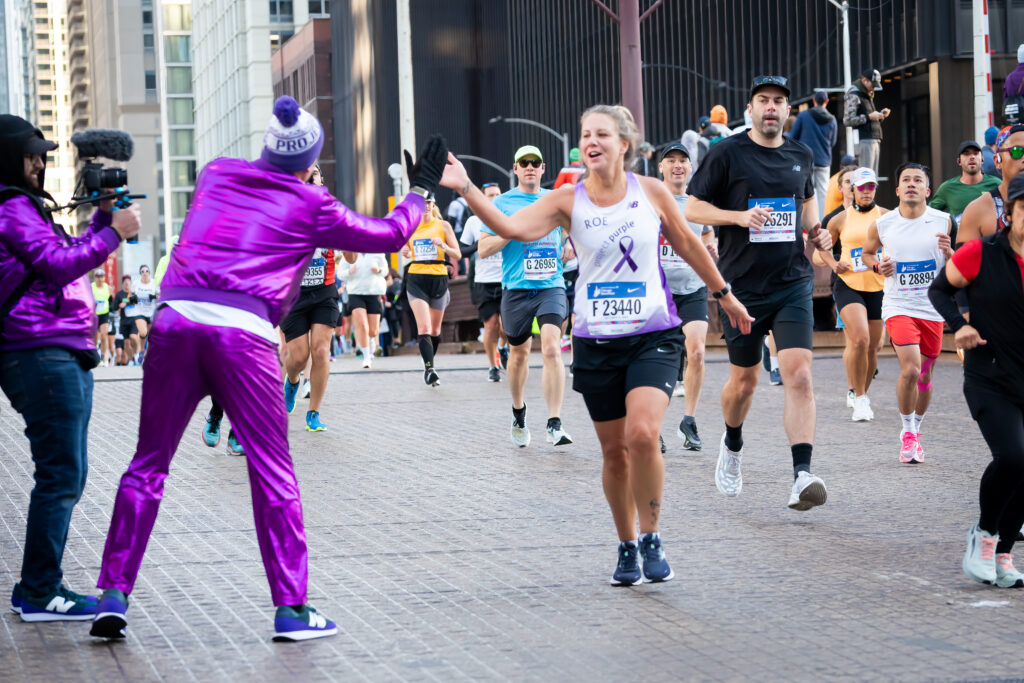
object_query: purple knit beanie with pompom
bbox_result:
[260,96,324,172]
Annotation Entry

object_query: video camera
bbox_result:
[65,129,146,212]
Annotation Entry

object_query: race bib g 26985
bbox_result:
[523,246,558,280]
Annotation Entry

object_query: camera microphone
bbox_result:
[69,129,134,161]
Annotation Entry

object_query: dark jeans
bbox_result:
[0,347,93,596]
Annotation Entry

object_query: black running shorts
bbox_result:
[281,287,341,342]
[672,287,709,326]
[347,293,382,316]
[472,282,503,322]
[832,278,882,321]
[720,279,814,367]
[406,273,450,310]
[501,287,567,346]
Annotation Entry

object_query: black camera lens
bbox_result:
[99,168,128,188]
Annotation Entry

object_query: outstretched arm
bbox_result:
[313,192,426,254]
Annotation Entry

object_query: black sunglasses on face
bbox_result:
[517,159,542,168]
[1000,146,1024,160]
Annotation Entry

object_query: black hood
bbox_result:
[810,107,834,125]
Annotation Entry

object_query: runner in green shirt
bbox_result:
[930,140,1001,223]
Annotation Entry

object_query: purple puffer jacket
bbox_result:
[159,158,425,326]
[0,188,120,352]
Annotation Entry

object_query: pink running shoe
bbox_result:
[899,432,918,464]
[913,433,924,463]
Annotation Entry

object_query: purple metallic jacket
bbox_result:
[160,158,425,326]
[0,188,120,352]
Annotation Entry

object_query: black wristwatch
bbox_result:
[711,284,732,300]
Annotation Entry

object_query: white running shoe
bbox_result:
[672,382,686,398]
[299,379,311,399]
[846,389,855,408]
[511,407,530,448]
[787,471,828,511]
[963,524,998,585]
[361,355,372,369]
[996,553,1024,588]
[851,395,873,422]
[545,419,573,446]
[715,434,743,497]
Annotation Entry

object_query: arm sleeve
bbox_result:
[843,92,867,128]
[928,266,969,332]
[0,197,120,287]
[950,238,983,280]
[313,191,425,253]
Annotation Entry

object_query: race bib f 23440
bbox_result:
[748,197,796,243]
[585,281,647,335]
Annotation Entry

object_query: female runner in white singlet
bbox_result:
[441,105,752,586]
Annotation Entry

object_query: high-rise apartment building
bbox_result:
[192,0,311,166]
[66,0,89,133]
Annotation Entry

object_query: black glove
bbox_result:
[403,135,448,195]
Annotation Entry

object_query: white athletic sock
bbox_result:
[769,356,779,371]
[912,412,923,434]
[900,413,915,435]
[360,346,371,359]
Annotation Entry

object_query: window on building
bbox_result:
[142,10,152,27]
[309,0,330,15]
[143,33,154,48]
[145,71,157,91]
[269,1,293,23]
[166,66,192,94]
[167,97,194,125]
[170,129,194,156]
[171,190,193,217]
[163,5,191,31]
[270,29,293,51]
[164,35,190,63]
[170,160,197,186]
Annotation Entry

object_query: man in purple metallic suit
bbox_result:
[90,97,447,642]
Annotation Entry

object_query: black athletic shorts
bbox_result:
[472,282,503,322]
[348,293,382,316]
[406,273,450,310]
[672,287,709,326]
[501,287,568,346]
[115,338,124,349]
[832,278,882,321]
[119,316,139,338]
[97,312,109,326]
[281,287,340,342]
[572,326,684,422]
[720,279,814,367]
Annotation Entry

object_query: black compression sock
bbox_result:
[418,337,434,369]
[430,335,440,354]
[513,404,526,427]
[791,443,813,479]
[724,423,743,452]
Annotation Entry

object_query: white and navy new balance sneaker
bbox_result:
[273,604,338,642]
[90,588,129,638]
[610,541,642,586]
[18,584,98,622]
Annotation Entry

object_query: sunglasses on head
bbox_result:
[481,182,499,189]
[517,159,542,168]
[854,182,877,192]
[1000,146,1024,160]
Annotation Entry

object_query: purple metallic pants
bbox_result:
[97,306,307,606]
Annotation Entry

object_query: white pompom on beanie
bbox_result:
[260,96,324,172]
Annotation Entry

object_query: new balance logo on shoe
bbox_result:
[46,596,76,614]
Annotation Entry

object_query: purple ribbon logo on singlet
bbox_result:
[613,236,638,273]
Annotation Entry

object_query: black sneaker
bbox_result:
[659,435,666,454]
[424,368,440,386]
[677,418,703,451]
[488,366,501,382]
[498,345,510,370]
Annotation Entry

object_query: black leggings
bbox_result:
[966,376,1024,553]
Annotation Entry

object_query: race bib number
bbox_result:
[849,247,882,273]
[586,281,646,335]
[524,246,558,280]
[658,234,688,270]
[748,197,796,243]
[413,238,436,261]
[895,259,937,293]
[301,256,326,287]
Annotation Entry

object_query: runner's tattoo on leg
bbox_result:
[649,499,660,526]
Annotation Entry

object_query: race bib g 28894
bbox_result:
[894,259,937,293]
[748,197,797,243]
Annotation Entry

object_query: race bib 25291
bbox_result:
[748,197,796,243]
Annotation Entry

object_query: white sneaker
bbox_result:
[996,553,1024,588]
[846,389,855,408]
[361,355,372,369]
[715,434,743,497]
[963,524,998,585]
[545,420,573,446]
[299,379,311,399]
[851,395,873,422]
[787,471,828,511]
[511,407,530,448]
[672,382,686,398]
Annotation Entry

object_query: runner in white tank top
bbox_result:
[862,163,955,464]
[439,104,752,588]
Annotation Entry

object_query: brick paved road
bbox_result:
[0,349,1020,681]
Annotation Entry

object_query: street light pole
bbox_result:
[489,116,569,169]
[827,0,855,157]
[456,154,515,190]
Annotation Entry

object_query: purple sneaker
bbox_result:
[273,604,337,642]
[89,588,129,639]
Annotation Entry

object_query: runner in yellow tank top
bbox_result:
[819,167,889,421]
[91,269,113,366]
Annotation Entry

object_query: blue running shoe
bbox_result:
[10,586,21,614]
[305,410,327,432]
[273,604,337,642]
[639,532,674,583]
[202,412,222,447]
[284,378,300,414]
[89,588,128,638]
[610,541,642,586]
[19,585,98,622]
[226,430,245,455]
[769,368,783,386]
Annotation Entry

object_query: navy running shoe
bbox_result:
[639,532,674,583]
[19,585,98,622]
[273,604,337,642]
[90,588,129,638]
[284,378,300,414]
[610,541,642,586]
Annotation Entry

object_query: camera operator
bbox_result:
[0,114,140,621]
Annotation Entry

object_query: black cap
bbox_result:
[957,140,982,156]
[750,75,790,99]
[0,114,58,156]
[659,142,690,162]
[1007,174,1024,201]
